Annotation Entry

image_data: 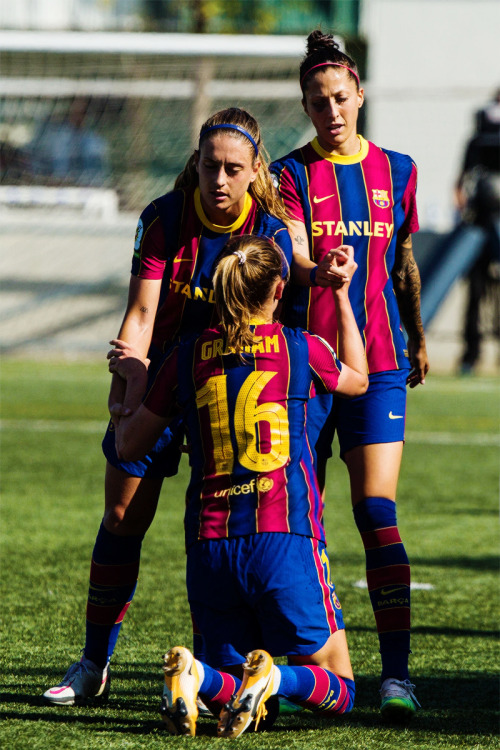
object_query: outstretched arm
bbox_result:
[116,403,170,462]
[107,275,161,424]
[307,248,367,398]
[392,231,429,388]
[108,350,170,461]
[331,247,369,397]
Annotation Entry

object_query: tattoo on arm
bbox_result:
[294,235,305,245]
[140,306,149,313]
[393,236,425,340]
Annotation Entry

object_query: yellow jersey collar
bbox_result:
[311,134,369,164]
[249,316,268,326]
[194,188,253,233]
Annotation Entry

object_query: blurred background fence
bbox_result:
[0,33,322,212]
[1,0,499,373]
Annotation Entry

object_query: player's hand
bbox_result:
[315,245,357,288]
[107,339,150,374]
[328,245,358,291]
[331,245,357,281]
[406,337,429,388]
[109,401,133,429]
[107,339,149,424]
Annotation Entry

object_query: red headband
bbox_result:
[300,62,360,89]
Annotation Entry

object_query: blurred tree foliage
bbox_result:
[142,0,360,37]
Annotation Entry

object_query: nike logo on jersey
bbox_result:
[388,411,404,420]
[380,586,406,595]
[313,193,336,203]
[173,257,193,263]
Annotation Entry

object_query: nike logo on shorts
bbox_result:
[313,193,335,203]
[388,411,404,419]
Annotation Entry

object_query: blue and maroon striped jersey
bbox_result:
[143,322,343,547]
[271,136,419,374]
[131,188,292,353]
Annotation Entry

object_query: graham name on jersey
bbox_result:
[201,335,281,360]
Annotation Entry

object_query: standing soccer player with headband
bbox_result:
[43,108,296,706]
[271,30,429,720]
[110,234,368,738]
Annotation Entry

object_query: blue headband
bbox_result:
[199,123,259,157]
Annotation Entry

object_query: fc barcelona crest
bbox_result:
[372,189,391,209]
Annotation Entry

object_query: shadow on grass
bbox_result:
[270,674,498,736]
[1,674,498,738]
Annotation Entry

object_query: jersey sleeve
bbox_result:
[143,346,179,418]
[272,162,306,224]
[303,331,343,393]
[254,210,294,277]
[400,161,420,235]
[272,225,293,275]
[131,200,168,280]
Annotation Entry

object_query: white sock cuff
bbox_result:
[195,658,205,685]
[272,664,281,695]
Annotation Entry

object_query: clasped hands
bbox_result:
[107,340,149,424]
[314,245,357,288]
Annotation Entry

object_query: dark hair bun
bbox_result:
[306,30,339,56]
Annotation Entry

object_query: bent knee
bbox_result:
[102,502,156,535]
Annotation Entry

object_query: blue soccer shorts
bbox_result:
[102,415,183,479]
[309,368,409,462]
[186,532,345,668]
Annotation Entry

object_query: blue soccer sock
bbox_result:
[85,522,143,669]
[198,661,241,713]
[353,496,411,681]
[277,665,355,715]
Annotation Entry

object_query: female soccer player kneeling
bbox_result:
[110,235,368,738]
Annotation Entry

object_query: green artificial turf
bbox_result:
[1,361,498,749]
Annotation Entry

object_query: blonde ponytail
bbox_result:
[213,235,289,353]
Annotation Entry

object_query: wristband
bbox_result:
[310,266,318,286]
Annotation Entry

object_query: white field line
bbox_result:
[405,430,499,446]
[1,419,106,433]
[4,421,499,445]
[418,380,500,394]
[353,580,435,591]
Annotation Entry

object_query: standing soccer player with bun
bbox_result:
[43,109,293,706]
[111,235,368,738]
[271,30,429,719]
